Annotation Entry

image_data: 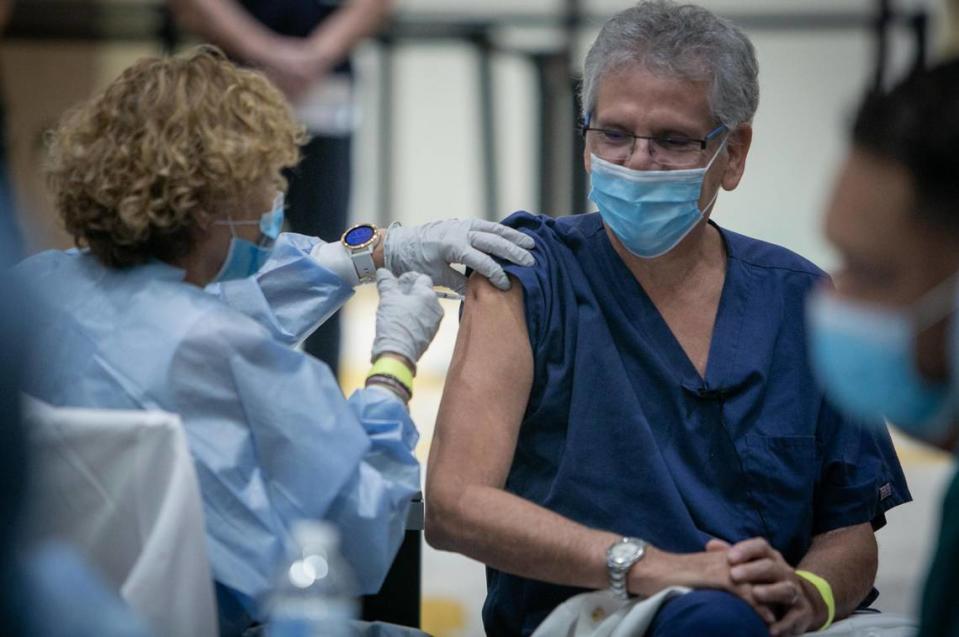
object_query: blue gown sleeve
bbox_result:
[812,399,912,534]
[170,309,419,608]
[323,386,420,594]
[206,232,354,347]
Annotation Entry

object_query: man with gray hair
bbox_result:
[425,1,909,636]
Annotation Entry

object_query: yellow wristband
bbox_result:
[367,356,414,393]
[795,570,835,631]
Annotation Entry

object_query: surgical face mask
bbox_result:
[807,271,959,442]
[212,193,285,282]
[588,138,727,259]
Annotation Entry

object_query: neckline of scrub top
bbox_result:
[594,218,753,395]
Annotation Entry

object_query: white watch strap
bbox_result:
[350,245,377,283]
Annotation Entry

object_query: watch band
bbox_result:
[609,564,630,601]
[341,223,379,284]
[351,249,375,282]
[607,537,646,601]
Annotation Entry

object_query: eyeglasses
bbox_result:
[582,123,726,168]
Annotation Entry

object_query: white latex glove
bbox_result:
[384,219,536,294]
[372,269,444,365]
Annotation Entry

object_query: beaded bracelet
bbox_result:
[367,357,414,394]
[366,373,412,402]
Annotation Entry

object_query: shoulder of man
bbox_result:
[720,226,828,282]
[494,212,604,347]
[501,211,603,249]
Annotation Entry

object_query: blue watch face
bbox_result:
[344,225,375,247]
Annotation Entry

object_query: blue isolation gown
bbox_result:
[484,212,911,636]
[21,543,154,637]
[15,233,420,623]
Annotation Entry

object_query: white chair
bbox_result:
[23,397,218,637]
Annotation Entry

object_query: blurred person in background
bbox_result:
[426,2,909,636]
[807,59,959,637]
[0,0,22,260]
[170,0,392,377]
[15,46,532,636]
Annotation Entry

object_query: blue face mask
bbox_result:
[807,272,958,442]
[212,193,285,282]
[588,138,726,259]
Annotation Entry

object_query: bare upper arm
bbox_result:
[807,522,876,557]
[427,272,534,493]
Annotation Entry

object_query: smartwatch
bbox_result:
[340,223,379,284]
[606,537,647,601]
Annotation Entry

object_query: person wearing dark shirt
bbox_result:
[425,2,910,636]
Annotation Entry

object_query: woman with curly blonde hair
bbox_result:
[16,46,533,634]
[48,45,303,273]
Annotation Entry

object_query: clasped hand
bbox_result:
[707,537,825,636]
[631,539,824,636]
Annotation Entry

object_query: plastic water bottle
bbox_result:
[267,521,359,637]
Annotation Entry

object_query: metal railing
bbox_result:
[7,2,931,223]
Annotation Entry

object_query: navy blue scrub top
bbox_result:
[483,212,911,637]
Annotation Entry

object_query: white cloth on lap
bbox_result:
[815,612,917,636]
[532,588,918,637]
[532,587,691,637]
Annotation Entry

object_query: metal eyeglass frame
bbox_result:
[580,114,727,153]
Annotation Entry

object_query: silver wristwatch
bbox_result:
[340,223,379,284]
[606,537,647,600]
